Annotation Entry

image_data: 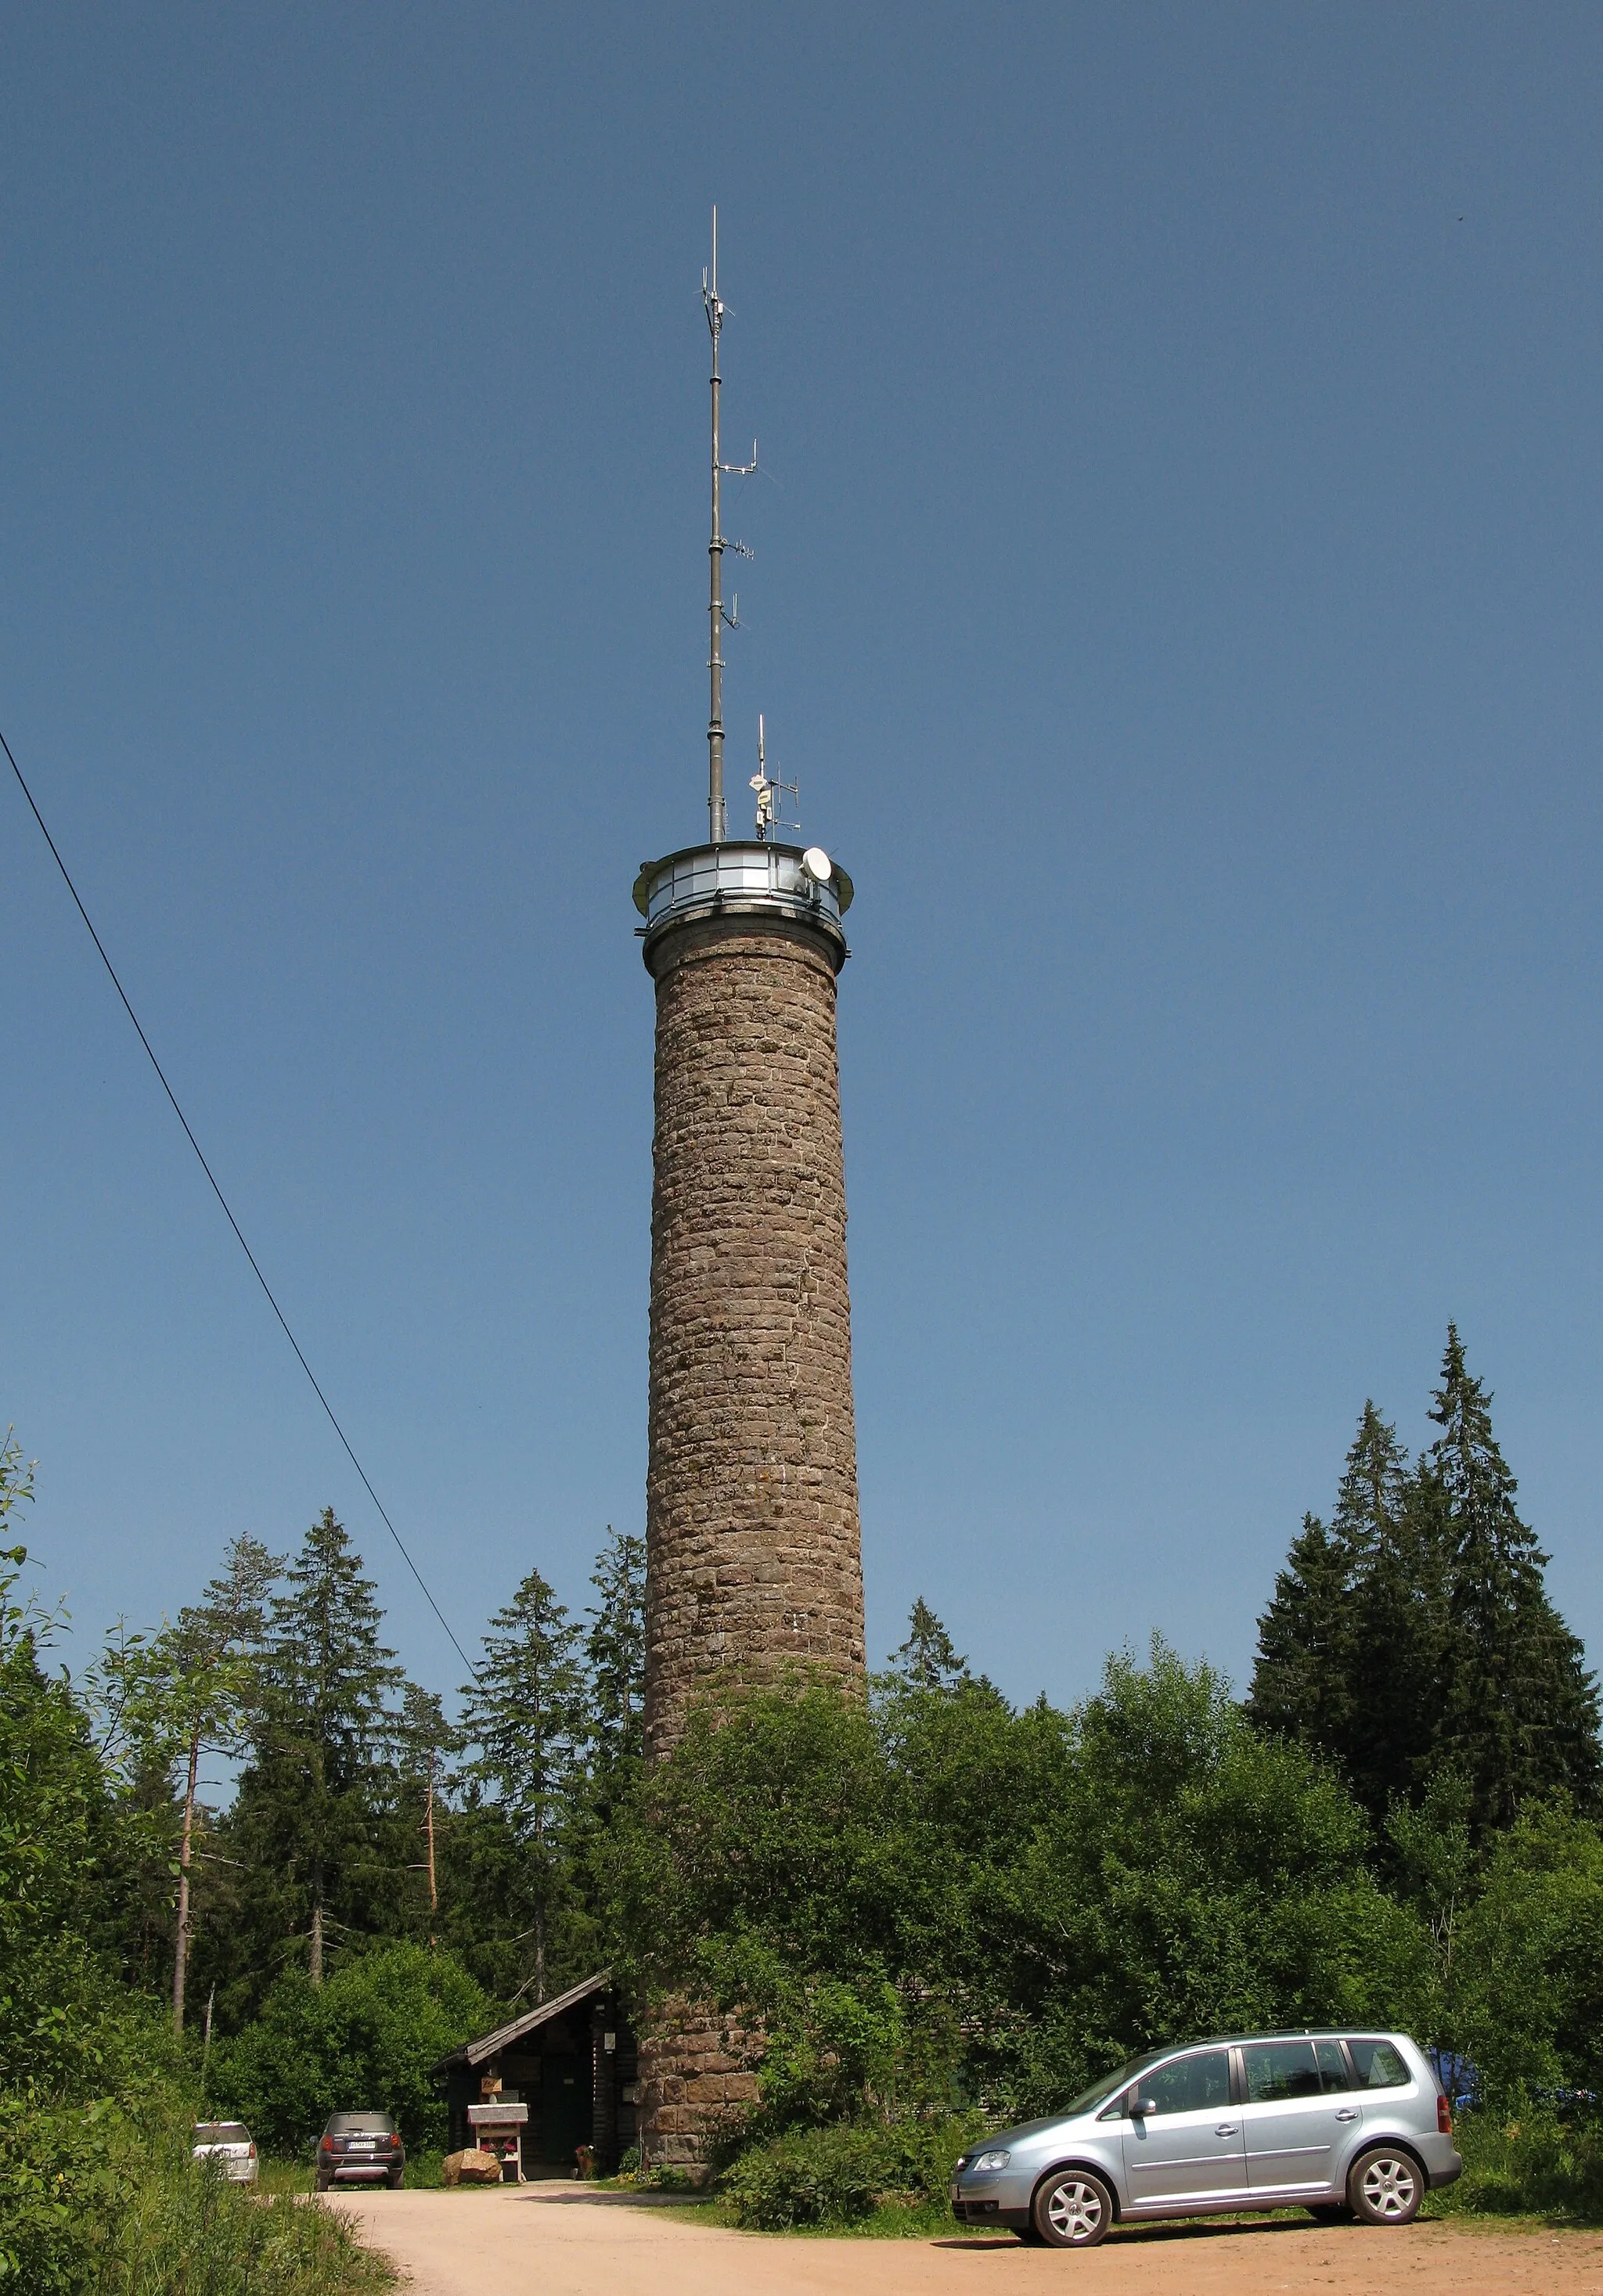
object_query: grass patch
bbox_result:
[1428,2110,1603,2226]
[259,2147,448,2195]
[110,2148,394,2294]
[258,2157,317,2196]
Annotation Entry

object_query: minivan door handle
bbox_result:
[1214,2123,1239,2136]
[1335,2108,1359,2121]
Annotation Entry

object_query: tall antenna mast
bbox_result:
[703,207,755,845]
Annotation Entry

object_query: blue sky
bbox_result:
[3,4,1599,1712]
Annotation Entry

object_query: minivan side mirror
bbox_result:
[1129,2096,1158,2117]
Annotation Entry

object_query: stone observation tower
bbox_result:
[631,217,866,2164]
[634,839,865,1754]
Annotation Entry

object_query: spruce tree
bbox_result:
[583,1527,646,1812]
[1248,1339,1601,1837]
[1428,1326,1601,1830]
[1247,1401,1425,1814]
[460,1566,589,2002]
[888,1599,971,1691]
[1337,1406,1446,1820]
[1245,1512,1355,1752]
[220,1508,405,1997]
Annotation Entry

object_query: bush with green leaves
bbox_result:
[1449,1802,1603,2105]
[1435,2107,1603,2224]
[721,2116,977,2230]
[610,1642,1432,2132]
[214,1941,497,2157]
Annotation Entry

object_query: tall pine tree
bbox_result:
[218,1509,405,2003]
[460,1566,589,2003]
[887,1598,973,1691]
[1246,1510,1357,1754]
[1428,1326,1600,1830]
[583,1527,646,1816]
[1248,1337,1601,1835]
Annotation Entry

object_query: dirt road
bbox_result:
[328,2182,1601,2294]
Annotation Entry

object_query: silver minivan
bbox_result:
[951,2030,1461,2247]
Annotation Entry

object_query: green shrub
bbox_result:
[213,1942,496,2157]
[0,2089,391,2294]
[1434,2108,1603,2223]
[0,2090,124,2291]
[722,2125,887,2229]
[720,2115,977,2231]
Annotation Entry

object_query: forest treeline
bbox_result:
[104,1507,648,2029]
[6,1326,1603,2282]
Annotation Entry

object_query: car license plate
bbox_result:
[351,2140,376,2150]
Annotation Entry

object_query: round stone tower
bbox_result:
[629,218,866,2172]
[632,840,866,2174]
[634,840,865,1758]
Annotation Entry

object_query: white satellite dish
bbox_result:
[802,846,832,883]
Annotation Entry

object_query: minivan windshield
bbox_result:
[1061,2053,1165,2118]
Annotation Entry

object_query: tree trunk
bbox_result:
[172,1722,200,2034]
[310,1897,324,1986]
[534,1903,546,2006]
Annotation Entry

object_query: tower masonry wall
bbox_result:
[643,912,866,1759]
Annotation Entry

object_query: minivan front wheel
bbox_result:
[1348,2146,1421,2226]
[1033,2168,1113,2248]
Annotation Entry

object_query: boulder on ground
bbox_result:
[442,2147,504,2186]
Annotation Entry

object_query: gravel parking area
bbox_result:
[327,2181,1601,2294]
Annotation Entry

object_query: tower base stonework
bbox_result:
[632,844,866,2171]
[637,2006,762,2175]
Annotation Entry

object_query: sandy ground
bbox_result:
[327,2181,1603,2295]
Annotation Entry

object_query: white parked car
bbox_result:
[191,2121,259,2183]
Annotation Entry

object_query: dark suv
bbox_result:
[315,2112,405,2190]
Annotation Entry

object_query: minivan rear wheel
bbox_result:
[1348,2146,1422,2226]
[1032,2168,1113,2248]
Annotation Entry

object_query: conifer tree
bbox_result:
[888,1599,971,1691]
[1333,1404,1446,1819]
[583,1527,646,1812]
[1248,1403,1417,1799]
[1248,1339,1601,1837]
[1246,1511,1355,1753]
[1428,1326,1601,1830]
[221,1508,405,1996]
[461,1567,588,2002]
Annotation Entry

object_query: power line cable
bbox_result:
[2,722,479,1680]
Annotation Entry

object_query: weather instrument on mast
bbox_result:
[703,206,757,844]
[750,713,799,841]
